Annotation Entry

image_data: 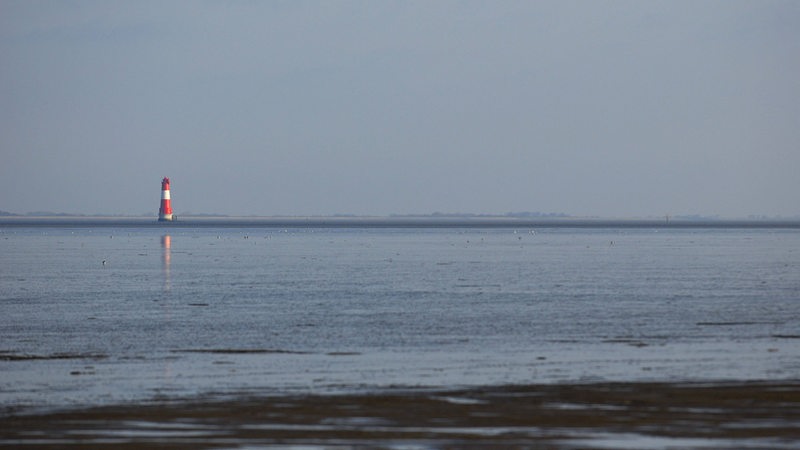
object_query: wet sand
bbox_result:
[2,381,798,449]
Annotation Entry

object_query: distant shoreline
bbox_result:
[2,216,800,229]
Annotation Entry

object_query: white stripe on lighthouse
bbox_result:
[161,190,171,200]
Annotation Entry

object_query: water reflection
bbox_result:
[160,234,174,382]
[161,234,171,292]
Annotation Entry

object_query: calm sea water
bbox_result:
[1,226,799,413]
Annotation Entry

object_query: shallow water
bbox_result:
[1,226,799,413]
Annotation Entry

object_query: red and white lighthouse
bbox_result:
[158,177,174,221]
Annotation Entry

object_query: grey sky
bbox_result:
[1,0,798,217]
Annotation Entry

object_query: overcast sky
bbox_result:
[1,1,798,217]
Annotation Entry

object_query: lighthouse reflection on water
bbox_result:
[161,234,171,292]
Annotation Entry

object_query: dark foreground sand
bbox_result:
[2,381,799,449]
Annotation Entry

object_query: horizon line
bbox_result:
[2,210,799,220]
[2,215,800,229]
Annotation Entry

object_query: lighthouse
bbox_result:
[158,177,174,221]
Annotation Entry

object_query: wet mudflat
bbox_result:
[2,381,799,449]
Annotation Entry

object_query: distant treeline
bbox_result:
[391,211,570,218]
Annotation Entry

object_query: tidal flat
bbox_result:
[2,226,799,447]
[1,381,799,449]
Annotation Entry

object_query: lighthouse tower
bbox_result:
[158,177,174,221]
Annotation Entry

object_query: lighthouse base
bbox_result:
[158,214,174,222]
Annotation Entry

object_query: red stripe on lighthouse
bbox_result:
[158,177,174,221]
